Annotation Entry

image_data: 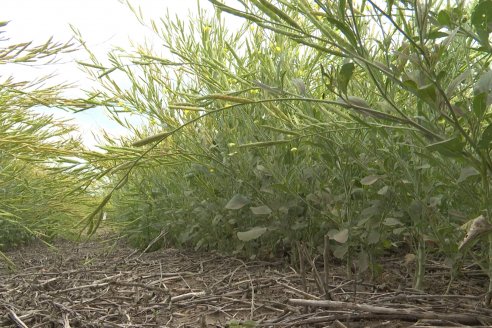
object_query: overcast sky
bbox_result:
[2,0,218,149]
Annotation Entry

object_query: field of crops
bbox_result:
[1,0,492,326]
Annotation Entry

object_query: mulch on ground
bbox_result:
[1,236,492,327]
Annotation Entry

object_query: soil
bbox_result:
[1,235,492,328]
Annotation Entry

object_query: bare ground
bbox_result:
[1,236,492,328]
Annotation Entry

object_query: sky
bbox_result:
[2,0,219,150]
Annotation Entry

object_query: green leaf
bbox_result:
[377,185,389,195]
[473,93,488,119]
[333,244,348,259]
[471,0,492,47]
[418,83,437,104]
[446,69,471,97]
[387,0,394,13]
[338,0,346,18]
[257,0,302,30]
[429,196,442,207]
[361,205,380,219]
[475,70,492,106]
[250,205,272,215]
[332,228,349,243]
[98,66,118,78]
[346,96,370,109]
[426,30,449,40]
[393,227,406,235]
[338,62,355,95]
[403,79,419,91]
[426,137,464,157]
[383,217,403,226]
[237,227,267,241]
[350,187,364,199]
[237,140,291,149]
[367,230,380,245]
[361,175,380,185]
[479,123,492,149]
[324,16,358,47]
[225,194,250,210]
[480,59,492,83]
[437,10,451,26]
[408,200,423,221]
[457,166,480,183]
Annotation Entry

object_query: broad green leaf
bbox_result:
[393,227,406,235]
[351,187,364,199]
[260,185,274,194]
[473,93,488,119]
[332,228,349,243]
[426,137,464,157]
[471,0,492,30]
[437,10,451,26]
[333,244,349,259]
[457,166,480,183]
[250,205,272,215]
[471,0,492,47]
[479,123,492,149]
[292,221,308,230]
[377,185,389,195]
[405,70,426,87]
[338,62,355,95]
[403,79,419,91]
[225,194,250,210]
[361,175,380,185]
[408,200,423,221]
[367,230,380,245]
[418,83,437,104]
[475,70,492,105]
[237,227,267,241]
[361,205,380,218]
[429,196,442,207]
[383,217,403,226]
[426,30,449,39]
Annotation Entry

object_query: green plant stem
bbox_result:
[415,236,426,290]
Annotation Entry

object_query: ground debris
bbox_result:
[1,238,491,327]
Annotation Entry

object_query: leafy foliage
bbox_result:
[71,0,491,292]
[0,22,95,267]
